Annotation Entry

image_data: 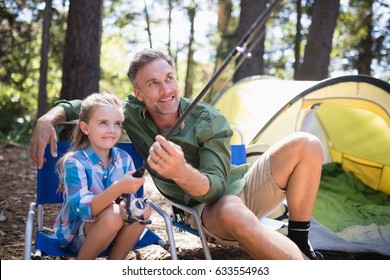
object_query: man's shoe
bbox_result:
[303,241,324,260]
[304,249,324,260]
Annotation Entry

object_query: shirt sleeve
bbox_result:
[63,157,95,222]
[54,99,82,121]
[189,114,233,205]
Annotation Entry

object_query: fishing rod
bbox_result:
[133,0,283,178]
[123,0,283,223]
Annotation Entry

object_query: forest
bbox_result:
[0,0,390,262]
[0,0,389,146]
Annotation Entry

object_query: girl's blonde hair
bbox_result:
[56,92,124,192]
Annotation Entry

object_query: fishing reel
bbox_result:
[116,195,152,225]
[124,196,152,225]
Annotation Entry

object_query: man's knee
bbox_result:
[209,195,247,225]
[293,132,324,163]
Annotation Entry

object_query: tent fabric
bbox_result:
[313,163,390,231]
[311,163,390,256]
[310,218,390,256]
[315,104,390,193]
[212,75,390,256]
[214,75,390,194]
[212,76,318,145]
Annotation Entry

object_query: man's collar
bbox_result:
[178,98,186,130]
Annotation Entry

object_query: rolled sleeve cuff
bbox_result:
[55,99,82,121]
[190,173,224,205]
[73,195,95,222]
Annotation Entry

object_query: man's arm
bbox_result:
[171,162,210,197]
[147,135,211,197]
[29,106,67,169]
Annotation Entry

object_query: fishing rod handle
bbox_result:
[132,163,147,178]
[115,164,145,205]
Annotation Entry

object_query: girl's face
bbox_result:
[79,105,123,153]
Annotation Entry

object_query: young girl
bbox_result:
[54,92,150,260]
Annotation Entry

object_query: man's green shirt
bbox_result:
[57,95,248,207]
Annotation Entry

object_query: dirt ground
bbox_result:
[0,143,251,260]
[2,143,390,261]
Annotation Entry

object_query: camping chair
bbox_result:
[24,141,178,260]
[168,129,287,259]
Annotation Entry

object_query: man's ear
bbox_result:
[79,121,89,135]
[134,88,144,102]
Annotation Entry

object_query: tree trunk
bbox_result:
[233,0,266,82]
[205,0,233,103]
[167,0,173,57]
[293,0,302,79]
[184,1,196,98]
[356,0,373,75]
[38,0,52,118]
[295,0,340,80]
[144,0,153,48]
[60,0,103,100]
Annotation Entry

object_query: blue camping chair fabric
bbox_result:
[24,142,177,260]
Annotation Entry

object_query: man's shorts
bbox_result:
[187,151,286,246]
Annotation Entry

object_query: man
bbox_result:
[29,48,324,260]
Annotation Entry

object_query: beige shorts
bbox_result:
[188,151,286,246]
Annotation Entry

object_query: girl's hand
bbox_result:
[117,171,145,194]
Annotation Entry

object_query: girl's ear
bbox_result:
[79,121,89,135]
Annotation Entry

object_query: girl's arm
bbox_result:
[90,171,145,217]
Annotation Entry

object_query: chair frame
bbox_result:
[168,144,247,259]
[24,141,178,260]
[168,132,287,259]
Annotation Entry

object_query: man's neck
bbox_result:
[151,111,180,133]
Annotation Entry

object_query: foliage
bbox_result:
[99,34,133,99]
[331,0,389,78]
[0,85,35,144]
[0,0,389,145]
[0,1,40,145]
[0,0,66,144]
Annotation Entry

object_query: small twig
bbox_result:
[2,242,27,247]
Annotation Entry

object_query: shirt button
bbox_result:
[76,208,80,212]
[103,175,107,179]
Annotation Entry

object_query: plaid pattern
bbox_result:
[53,146,135,248]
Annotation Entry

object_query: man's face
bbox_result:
[134,58,180,116]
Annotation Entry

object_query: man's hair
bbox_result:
[127,48,174,88]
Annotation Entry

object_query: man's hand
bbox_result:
[29,106,66,169]
[147,135,186,180]
[147,135,210,196]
